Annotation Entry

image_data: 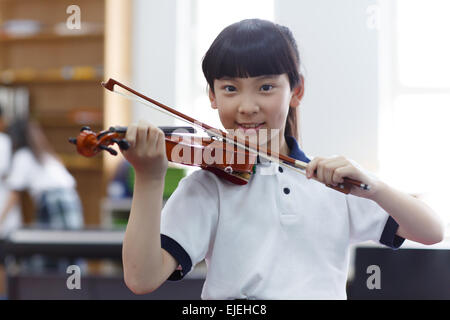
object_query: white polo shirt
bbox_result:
[160,136,404,300]
[6,148,76,201]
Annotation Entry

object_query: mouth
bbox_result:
[236,122,265,134]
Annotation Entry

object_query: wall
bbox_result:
[275,0,380,171]
[131,0,177,125]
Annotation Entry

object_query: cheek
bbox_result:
[266,96,290,126]
[217,105,235,128]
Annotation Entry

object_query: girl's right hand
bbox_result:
[121,120,168,181]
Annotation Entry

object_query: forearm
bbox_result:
[122,174,166,291]
[369,181,445,245]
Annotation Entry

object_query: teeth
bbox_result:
[240,123,262,128]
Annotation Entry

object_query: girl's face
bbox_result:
[209,74,302,154]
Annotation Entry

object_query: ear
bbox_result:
[289,75,304,108]
[208,87,218,110]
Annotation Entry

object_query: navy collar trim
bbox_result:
[286,136,310,163]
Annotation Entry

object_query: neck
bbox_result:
[277,136,290,157]
[262,134,290,159]
[232,130,290,159]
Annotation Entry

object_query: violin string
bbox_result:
[112,90,198,130]
[111,88,307,176]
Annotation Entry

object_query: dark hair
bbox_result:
[202,19,303,139]
[7,118,57,164]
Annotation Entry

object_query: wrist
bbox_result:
[134,170,166,186]
[365,179,388,202]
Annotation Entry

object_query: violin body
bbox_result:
[165,135,256,185]
[69,126,257,185]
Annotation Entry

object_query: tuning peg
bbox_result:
[68,138,77,145]
[112,139,130,150]
[81,126,92,132]
[98,145,118,156]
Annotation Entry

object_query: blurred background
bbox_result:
[0,0,448,300]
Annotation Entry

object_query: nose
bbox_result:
[238,97,260,115]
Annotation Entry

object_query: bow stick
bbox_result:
[101,78,370,193]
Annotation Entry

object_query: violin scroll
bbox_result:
[68,126,130,157]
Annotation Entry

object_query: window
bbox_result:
[379,0,450,227]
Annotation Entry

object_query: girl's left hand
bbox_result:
[305,156,379,198]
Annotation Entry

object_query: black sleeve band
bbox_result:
[379,216,405,249]
[161,234,193,281]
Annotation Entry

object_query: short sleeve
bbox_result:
[160,171,219,280]
[0,134,11,175]
[5,149,34,191]
[347,194,405,249]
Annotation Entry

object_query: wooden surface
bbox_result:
[0,0,108,225]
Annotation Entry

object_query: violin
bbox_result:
[69,78,370,194]
[69,125,257,185]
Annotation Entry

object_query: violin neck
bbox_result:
[108,126,196,135]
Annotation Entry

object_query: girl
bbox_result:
[0,118,84,230]
[121,19,444,299]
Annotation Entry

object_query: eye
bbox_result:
[260,84,273,92]
[223,85,237,92]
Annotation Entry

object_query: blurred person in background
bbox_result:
[0,118,83,231]
[0,107,22,237]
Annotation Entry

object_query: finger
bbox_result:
[334,165,362,184]
[322,157,349,185]
[147,126,160,152]
[322,159,335,185]
[306,157,321,179]
[125,123,138,148]
[316,158,328,182]
[332,166,347,185]
[155,128,166,155]
[137,121,150,153]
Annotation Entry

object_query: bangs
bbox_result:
[202,19,300,90]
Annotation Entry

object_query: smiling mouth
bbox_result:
[236,122,265,133]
